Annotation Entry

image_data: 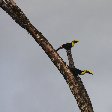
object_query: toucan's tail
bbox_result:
[56,46,63,51]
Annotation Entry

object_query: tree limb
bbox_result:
[0,1,94,112]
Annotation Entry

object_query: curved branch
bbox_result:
[0,1,94,112]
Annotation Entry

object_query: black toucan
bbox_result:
[56,40,79,51]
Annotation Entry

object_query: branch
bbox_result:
[0,1,94,112]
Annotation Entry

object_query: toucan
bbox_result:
[56,40,79,51]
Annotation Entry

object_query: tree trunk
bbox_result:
[0,1,94,112]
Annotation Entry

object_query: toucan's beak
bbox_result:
[73,40,79,43]
[56,46,63,51]
[87,70,94,75]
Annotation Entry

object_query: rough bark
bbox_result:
[0,1,94,112]
[66,49,75,68]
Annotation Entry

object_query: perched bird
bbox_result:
[56,40,79,51]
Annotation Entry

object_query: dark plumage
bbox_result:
[56,40,79,51]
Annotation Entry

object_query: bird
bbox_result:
[56,40,79,51]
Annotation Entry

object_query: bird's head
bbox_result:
[72,40,79,47]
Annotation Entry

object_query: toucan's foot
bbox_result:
[81,70,93,75]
